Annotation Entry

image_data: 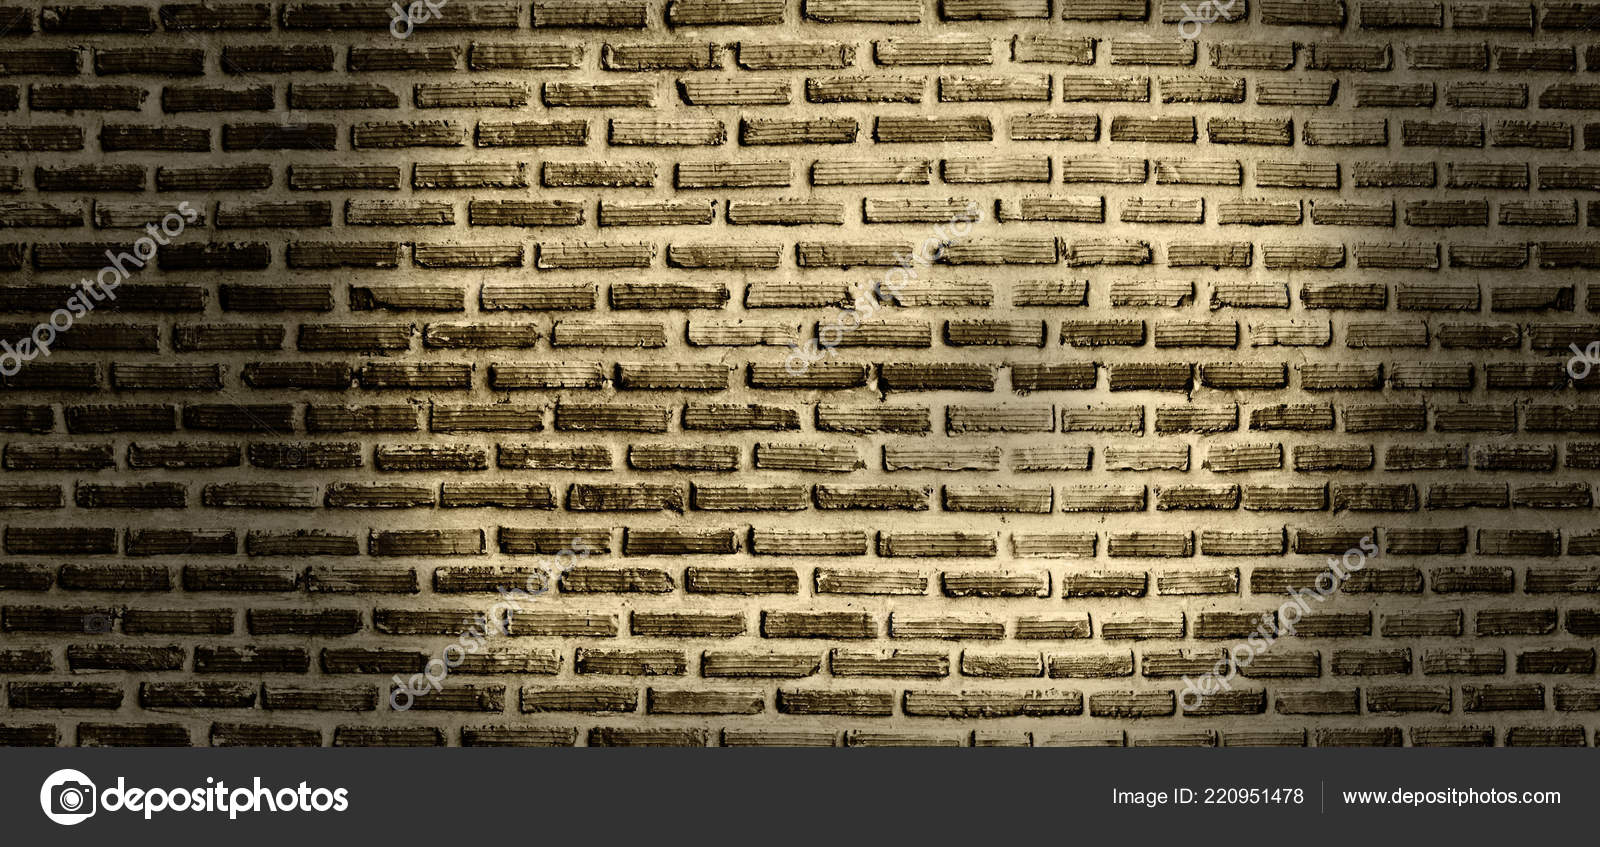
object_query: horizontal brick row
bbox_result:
[6,606,1599,633]
[4,722,1595,747]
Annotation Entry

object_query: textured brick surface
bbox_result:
[0,0,1598,747]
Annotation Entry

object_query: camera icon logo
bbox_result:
[40,769,97,825]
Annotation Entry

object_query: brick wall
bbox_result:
[0,0,1597,747]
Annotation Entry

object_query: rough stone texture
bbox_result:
[0,0,1597,747]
